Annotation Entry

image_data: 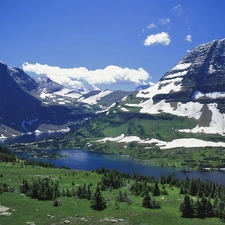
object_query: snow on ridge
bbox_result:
[0,61,7,66]
[193,91,225,99]
[97,102,116,114]
[171,63,191,71]
[54,88,81,99]
[136,78,182,99]
[96,134,225,149]
[137,100,203,120]
[165,71,187,79]
[79,90,113,105]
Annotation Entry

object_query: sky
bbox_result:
[1,0,225,91]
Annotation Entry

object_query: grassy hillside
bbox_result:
[1,146,225,225]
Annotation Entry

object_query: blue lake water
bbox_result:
[15,148,225,185]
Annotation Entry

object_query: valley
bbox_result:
[1,146,225,225]
[1,38,225,224]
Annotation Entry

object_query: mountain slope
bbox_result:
[0,62,131,139]
[119,38,225,136]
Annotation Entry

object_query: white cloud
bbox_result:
[22,63,151,89]
[147,23,157,29]
[144,32,171,46]
[172,4,182,14]
[158,18,170,25]
[185,35,192,42]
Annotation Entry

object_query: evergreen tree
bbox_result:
[152,181,160,196]
[205,198,214,217]
[180,195,194,218]
[90,185,107,211]
[142,191,151,208]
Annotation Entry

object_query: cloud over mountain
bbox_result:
[22,63,150,90]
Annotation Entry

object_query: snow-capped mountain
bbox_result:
[121,38,225,136]
[0,62,130,138]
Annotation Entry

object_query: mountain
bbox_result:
[68,38,225,152]
[0,62,130,139]
[115,38,225,136]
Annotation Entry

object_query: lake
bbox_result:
[14,148,225,185]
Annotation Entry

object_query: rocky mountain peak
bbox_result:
[151,38,225,103]
[121,38,225,136]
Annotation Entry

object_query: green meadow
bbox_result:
[0,160,224,225]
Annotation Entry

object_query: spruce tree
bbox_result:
[142,190,151,208]
[180,195,194,218]
[90,185,107,211]
[152,181,160,196]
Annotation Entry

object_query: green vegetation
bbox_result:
[10,112,225,170]
[1,145,225,224]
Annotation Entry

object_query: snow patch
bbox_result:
[96,134,225,149]
[161,138,225,149]
[34,130,42,134]
[121,107,130,112]
[193,91,225,99]
[179,103,225,135]
[136,78,182,99]
[96,134,125,143]
[209,65,216,74]
[79,90,113,105]
[165,71,188,79]
[128,100,203,120]
[0,134,7,140]
[40,91,54,99]
[171,63,191,71]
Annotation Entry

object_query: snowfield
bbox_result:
[193,90,225,99]
[125,71,225,136]
[79,90,113,105]
[96,134,225,149]
[171,62,191,71]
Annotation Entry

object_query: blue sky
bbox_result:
[1,0,225,91]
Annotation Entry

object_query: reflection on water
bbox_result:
[14,148,225,185]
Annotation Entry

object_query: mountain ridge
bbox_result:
[0,62,131,139]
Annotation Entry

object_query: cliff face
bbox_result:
[123,38,225,135]
[152,39,225,103]
[0,62,78,134]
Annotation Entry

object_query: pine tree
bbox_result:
[152,181,160,196]
[180,195,194,218]
[142,191,151,208]
[90,185,107,211]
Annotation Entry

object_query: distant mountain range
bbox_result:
[1,38,225,147]
[0,62,131,139]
